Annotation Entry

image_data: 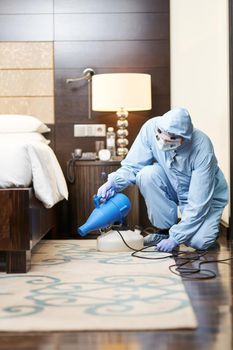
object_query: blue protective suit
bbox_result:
[108,108,228,250]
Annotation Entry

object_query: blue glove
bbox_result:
[156,237,179,252]
[97,180,116,201]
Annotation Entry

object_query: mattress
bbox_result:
[0,140,68,208]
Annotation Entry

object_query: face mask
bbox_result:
[156,137,182,151]
[155,130,182,152]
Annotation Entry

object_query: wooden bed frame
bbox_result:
[0,187,56,273]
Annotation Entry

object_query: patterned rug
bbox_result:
[0,240,197,331]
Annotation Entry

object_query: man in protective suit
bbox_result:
[97,108,228,252]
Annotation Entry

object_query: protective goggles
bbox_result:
[155,128,183,151]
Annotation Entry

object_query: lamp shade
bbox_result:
[92,73,152,112]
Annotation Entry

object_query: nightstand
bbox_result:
[75,160,139,234]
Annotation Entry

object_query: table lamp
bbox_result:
[92,73,152,157]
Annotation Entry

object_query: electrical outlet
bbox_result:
[74,124,106,137]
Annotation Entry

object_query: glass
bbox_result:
[95,141,105,156]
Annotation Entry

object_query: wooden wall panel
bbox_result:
[0,0,53,14]
[54,13,168,41]
[54,0,168,13]
[0,15,53,41]
[55,41,169,69]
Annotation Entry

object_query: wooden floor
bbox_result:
[0,236,232,350]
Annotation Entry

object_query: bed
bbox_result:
[0,115,68,273]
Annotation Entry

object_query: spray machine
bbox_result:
[77,193,144,252]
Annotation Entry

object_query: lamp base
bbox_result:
[116,108,129,157]
[117,147,128,157]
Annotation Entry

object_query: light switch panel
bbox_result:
[74,124,106,137]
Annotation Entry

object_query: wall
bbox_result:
[170,0,230,224]
[0,42,54,123]
[54,0,170,169]
[54,0,170,234]
[0,0,54,124]
[0,0,170,234]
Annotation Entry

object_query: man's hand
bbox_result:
[156,237,178,252]
[97,180,116,201]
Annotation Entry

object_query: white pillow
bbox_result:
[0,132,50,144]
[0,115,51,133]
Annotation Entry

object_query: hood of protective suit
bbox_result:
[156,108,193,141]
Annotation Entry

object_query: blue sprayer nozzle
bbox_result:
[77,193,131,237]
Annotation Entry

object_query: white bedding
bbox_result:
[0,140,68,208]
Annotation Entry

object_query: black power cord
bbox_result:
[115,229,233,280]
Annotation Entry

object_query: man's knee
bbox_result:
[188,235,217,250]
[136,163,164,188]
[188,210,222,250]
[136,165,154,188]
